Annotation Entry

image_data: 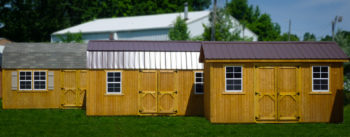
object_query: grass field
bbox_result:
[0,101,349,137]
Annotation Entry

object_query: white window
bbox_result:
[106,72,122,94]
[34,71,46,90]
[225,66,243,92]
[312,66,329,91]
[19,71,32,90]
[194,72,204,94]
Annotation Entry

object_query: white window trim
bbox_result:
[225,66,243,92]
[33,71,47,91]
[106,71,122,94]
[194,72,204,94]
[312,66,330,92]
[19,71,32,91]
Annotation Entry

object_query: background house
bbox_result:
[51,11,258,43]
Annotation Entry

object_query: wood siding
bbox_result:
[2,69,61,108]
[2,69,87,109]
[0,70,2,99]
[86,70,204,116]
[204,62,344,123]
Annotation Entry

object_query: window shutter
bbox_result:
[48,71,54,90]
[11,71,17,90]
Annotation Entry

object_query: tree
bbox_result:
[303,32,316,41]
[226,0,281,41]
[276,33,300,41]
[57,32,83,43]
[0,0,211,42]
[168,16,190,40]
[202,9,249,41]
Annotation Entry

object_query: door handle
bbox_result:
[255,92,260,95]
[296,92,300,95]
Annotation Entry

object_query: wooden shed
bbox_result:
[200,41,349,123]
[2,43,87,109]
[86,40,204,116]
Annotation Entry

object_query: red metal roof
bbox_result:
[88,40,201,52]
[201,41,349,60]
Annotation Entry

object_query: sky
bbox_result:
[216,0,350,40]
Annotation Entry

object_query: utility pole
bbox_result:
[211,0,217,41]
[332,16,343,41]
[288,19,291,41]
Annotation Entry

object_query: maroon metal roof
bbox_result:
[88,40,201,52]
[202,41,349,60]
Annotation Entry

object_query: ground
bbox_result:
[0,101,349,137]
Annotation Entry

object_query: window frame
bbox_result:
[194,71,204,94]
[106,71,122,94]
[33,71,47,91]
[225,66,243,92]
[19,71,33,91]
[312,66,330,92]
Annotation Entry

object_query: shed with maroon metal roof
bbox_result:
[199,41,349,123]
[86,40,205,116]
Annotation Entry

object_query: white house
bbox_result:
[51,11,258,43]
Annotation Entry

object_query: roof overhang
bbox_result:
[203,59,350,63]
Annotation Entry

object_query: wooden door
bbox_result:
[78,71,88,106]
[61,70,87,108]
[277,67,299,121]
[139,70,158,113]
[255,67,277,121]
[62,70,78,107]
[158,71,177,114]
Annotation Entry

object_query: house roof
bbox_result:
[52,11,210,35]
[88,40,201,52]
[2,43,87,69]
[201,41,349,60]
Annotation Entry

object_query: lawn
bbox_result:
[0,101,349,137]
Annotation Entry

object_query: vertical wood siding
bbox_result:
[86,70,204,116]
[2,70,61,108]
[205,62,344,123]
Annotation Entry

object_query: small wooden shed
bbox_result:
[2,43,87,109]
[200,41,349,123]
[86,40,204,116]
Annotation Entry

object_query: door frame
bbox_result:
[254,64,301,123]
[60,70,87,108]
[138,70,178,115]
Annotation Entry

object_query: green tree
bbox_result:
[168,16,190,40]
[226,0,281,41]
[303,32,316,41]
[0,0,211,42]
[202,9,249,41]
[57,32,83,43]
[276,33,300,41]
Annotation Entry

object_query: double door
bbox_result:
[61,70,87,108]
[255,66,300,122]
[138,70,178,114]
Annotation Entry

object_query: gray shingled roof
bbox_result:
[2,43,87,69]
[201,41,349,60]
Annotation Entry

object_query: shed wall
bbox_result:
[2,70,61,108]
[86,70,203,116]
[205,62,344,123]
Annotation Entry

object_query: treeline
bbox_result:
[0,0,211,42]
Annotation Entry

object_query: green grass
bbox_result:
[0,101,349,137]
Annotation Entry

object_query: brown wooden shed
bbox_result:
[86,40,204,116]
[2,43,87,109]
[200,41,349,123]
